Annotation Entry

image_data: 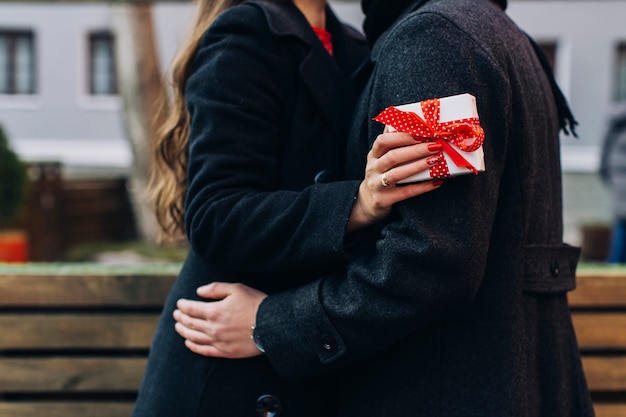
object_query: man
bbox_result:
[175,0,595,415]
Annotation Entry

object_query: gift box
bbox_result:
[373,93,486,184]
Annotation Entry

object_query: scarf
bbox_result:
[362,0,507,45]
[360,0,577,136]
[361,0,418,46]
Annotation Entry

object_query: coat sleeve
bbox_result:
[184,5,360,276]
[255,13,513,380]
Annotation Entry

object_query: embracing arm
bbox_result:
[174,12,511,368]
[251,14,513,379]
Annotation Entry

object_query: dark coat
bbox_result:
[257,0,595,416]
[132,2,368,416]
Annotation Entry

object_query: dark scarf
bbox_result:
[526,35,578,136]
[361,0,418,46]
[362,0,507,46]
[360,0,577,136]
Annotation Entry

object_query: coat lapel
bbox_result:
[258,1,362,140]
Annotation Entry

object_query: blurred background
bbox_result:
[0,0,625,264]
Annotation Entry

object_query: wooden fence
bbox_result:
[23,162,137,261]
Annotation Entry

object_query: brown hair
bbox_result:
[150,0,247,241]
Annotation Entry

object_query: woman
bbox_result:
[133,0,442,416]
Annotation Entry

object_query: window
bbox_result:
[537,41,557,73]
[88,31,117,95]
[0,30,36,95]
[615,42,626,102]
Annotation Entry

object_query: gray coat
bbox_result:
[600,108,626,218]
[256,0,595,415]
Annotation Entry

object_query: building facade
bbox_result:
[1,0,625,245]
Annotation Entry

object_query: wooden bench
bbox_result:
[0,265,623,416]
[0,265,177,417]
[570,270,626,417]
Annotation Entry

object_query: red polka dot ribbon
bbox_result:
[373,98,485,179]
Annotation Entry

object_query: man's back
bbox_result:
[338,0,595,415]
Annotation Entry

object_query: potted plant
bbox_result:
[0,123,28,263]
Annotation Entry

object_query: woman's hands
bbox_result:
[347,131,444,232]
[173,283,268,358]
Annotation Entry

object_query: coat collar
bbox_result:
[250,0,365,140]
[369,0,427,63]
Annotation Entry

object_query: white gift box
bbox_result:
[381,93,486,184]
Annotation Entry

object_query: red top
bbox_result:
[312,26,333,56]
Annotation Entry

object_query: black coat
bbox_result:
[256,0,595,416]
[132,2,368,416]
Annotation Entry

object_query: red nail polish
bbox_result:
[433,180,444,187]
[427,153,443,166]
[428,143,443,152]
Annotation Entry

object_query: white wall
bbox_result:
[0,4,126,169]
[507,1,626,172]
[0,3,195,173]
[1,0,625,177]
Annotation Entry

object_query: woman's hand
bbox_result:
[348,131,444,232]
[173,282,268,358]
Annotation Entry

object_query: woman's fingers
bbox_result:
[382,179,443,205]
[348,132,447,232]
[383,153,443,185]
[370,132,444,176]
[370,131,417,158]
[378,142,442,174]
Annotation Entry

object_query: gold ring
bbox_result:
[381,172,392,187]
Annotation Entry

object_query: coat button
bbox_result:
[550,261,560,277]
[314,170,335,184]
[320,334,334,351]
[256,394,282,417]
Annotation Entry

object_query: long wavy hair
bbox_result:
[150,0,247,241]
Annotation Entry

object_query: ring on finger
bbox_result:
[381,172,392,188]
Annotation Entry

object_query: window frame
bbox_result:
[87,30,117,96]
[537,41,557,73]
[0,29,36,95]
[614,41,626,103]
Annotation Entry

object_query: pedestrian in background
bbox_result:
[600,104,626,263]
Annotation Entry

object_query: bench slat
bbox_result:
[572,313,626,349]
[0,358,146,392]
[2,356,620,393]
[582,356,626,391]
[594,403,626,417]
[0,402,134,417]
[570,274,626,308]
[0,275,174,307]
[0,314,159,349]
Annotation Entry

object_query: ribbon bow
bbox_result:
[373,98,484,179]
